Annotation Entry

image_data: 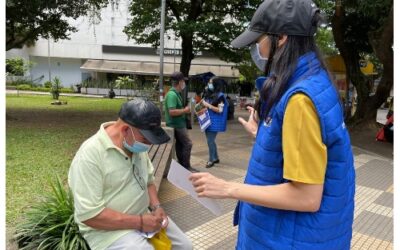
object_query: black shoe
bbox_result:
[206,161,215,168]
[213,159,220,164]
[187,167,200,173]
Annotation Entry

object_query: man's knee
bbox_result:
[107,231,153,250]
[173,235,193,250]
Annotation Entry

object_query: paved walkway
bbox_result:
[160,108,393,250]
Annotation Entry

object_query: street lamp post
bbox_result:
[48,35,52,82]
[159,0,166,114]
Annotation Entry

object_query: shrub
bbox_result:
[8,79,34,86]
[16,84,32,90]
[14,176,90,250]
[44,81,52,88]
[50,77,62,100]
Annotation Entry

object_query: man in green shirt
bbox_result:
[164,71,199,172]
[69,99,192,250]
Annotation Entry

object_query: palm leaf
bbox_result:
[15,175,90,250]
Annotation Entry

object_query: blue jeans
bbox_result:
[205,131,219,162]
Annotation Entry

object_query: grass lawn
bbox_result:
[6,94,127,229]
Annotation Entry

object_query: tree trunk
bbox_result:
[332,1,380,126]
[180,34,194,77]
[368,6,393,114]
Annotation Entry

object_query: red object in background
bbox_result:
[376,127,385,141]
[376,114,394,142]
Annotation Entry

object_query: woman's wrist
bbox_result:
[226,182,239,199]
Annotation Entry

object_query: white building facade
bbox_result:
[6,1,239,88]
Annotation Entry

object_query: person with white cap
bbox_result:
[190,0,355,249]
[69,99,192,250]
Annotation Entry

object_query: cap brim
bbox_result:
[231,30,263,48]
[140,127,170,145]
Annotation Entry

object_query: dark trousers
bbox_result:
[174,128,193,169]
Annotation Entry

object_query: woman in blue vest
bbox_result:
[190,0,355,249]
[201,77,229,168]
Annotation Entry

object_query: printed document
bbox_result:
[167,160,223,216]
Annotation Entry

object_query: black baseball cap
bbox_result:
[231,0,320,48]
[170,71,187,83]
[119,99,170,144]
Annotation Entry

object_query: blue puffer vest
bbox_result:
[234,52,355,250]
[206,92,229,132]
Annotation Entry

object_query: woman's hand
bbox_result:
[238,106,259,138]
[189,172,232,199]
[202,99,212,109]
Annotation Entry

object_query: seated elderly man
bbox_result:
[69,99,192,250]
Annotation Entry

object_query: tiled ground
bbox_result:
[160,109,394,249]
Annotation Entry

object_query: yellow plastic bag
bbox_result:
[149,228,172,250]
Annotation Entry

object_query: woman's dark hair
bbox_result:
[255,15,328,121]
[255,12,329,120]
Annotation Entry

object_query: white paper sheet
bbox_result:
[167,160,223,216]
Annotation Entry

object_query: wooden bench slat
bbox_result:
[149,127,174,191]
[152,144,167,172]
[147,144,159,162]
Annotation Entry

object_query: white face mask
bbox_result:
[181,81,186,90]
[250,38,269,72]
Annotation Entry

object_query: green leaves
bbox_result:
[6,57,35,76]
[123,0,258,64]
[14,176,90,250]
[6,0,109,50]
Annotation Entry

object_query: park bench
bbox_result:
[148,126,175,191]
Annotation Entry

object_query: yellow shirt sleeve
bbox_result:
[283,93,327,184]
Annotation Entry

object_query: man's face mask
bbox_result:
[123,127,151,153]
[250,37,269,72]
[180,81,186,90]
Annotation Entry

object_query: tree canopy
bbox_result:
[6,0,109,51]
[124,0,258,76]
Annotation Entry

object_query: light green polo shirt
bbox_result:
[68,122,155,250]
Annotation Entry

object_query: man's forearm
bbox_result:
[169,109,185,117]
[83,208,141,230]
[148,183,160,208]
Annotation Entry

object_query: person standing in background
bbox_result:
[200,77,229,168]
[164,71,199,172]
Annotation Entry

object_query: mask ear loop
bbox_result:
[128,127,137,145]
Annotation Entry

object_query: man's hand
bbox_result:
[152,207,169,228]
[142,213,163,232]
[183,106,190,114]
[238,106,258,138]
